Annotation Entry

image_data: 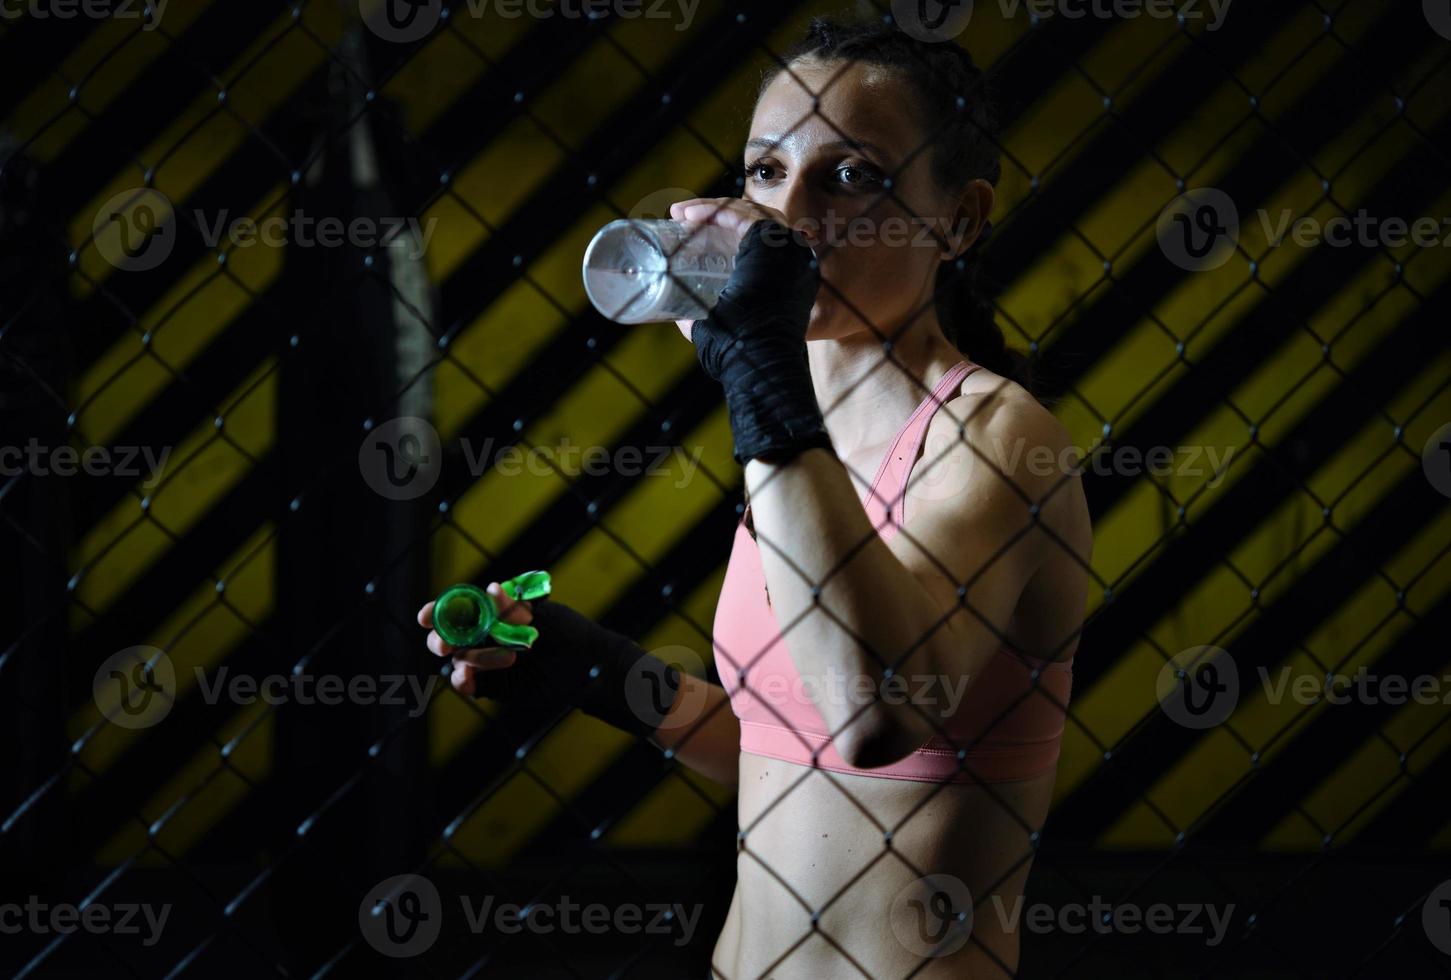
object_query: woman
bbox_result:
[419,16,1091,978]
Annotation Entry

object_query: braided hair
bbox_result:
[757,15,1034,392]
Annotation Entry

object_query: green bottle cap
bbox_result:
[432,571,552,650]
[433,584,497,648]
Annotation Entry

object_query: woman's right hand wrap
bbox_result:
[689,219,834,465]
[467,598,682,739]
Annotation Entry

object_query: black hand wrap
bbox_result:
[468,598,681,738]
[691,220,835,465]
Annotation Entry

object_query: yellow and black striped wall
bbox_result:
[2,0,1448,975]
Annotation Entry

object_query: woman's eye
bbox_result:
[836,165,881,186]
[745,162,777,182]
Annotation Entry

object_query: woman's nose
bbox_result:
[774,179,825,245]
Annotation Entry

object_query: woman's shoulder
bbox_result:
[942,364,1073,471]
[916,364,1091,555]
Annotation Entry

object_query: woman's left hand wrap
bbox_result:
[689,219,835,465]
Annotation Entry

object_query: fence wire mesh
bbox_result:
[2,0,1450,977]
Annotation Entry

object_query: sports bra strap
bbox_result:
[866,360,977,537]
[741,360,977,535]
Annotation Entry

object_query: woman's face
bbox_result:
[745,58,987,342]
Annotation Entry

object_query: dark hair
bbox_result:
[756,15,1034,392]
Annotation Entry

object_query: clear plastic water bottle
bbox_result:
[582,219,737,324]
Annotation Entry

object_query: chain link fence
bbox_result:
[2,0,1450,976]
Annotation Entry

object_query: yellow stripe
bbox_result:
[1055,244,1451,810]
[77,524,276,865]
[76,184,288,445]
[1256,394,1451,849]
[72,522,275,766]
[1000,5,1350,353]
[606,764,734,847]
[70,360,276,624]
[2,1,214,163]
[426,1,731,438]
[1262,679,1451,850]
[1094,362,1451,845]
[1059,336,1451,807]
[1048,49,1451,804]
[604,566,735,847]
[67,4,356,295]
[69,1,546,646]
[96,702,275,867]
[418,0,724,288]
[368,0,537,135]
[74,2,539,440]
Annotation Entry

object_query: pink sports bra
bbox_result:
[712,360,1074,783]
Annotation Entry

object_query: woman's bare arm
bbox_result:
[649,676,742,787]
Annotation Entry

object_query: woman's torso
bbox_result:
[711,361,1088,978]
[713,759,1056,978]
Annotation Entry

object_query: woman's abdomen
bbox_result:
[713,752,1055,978]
